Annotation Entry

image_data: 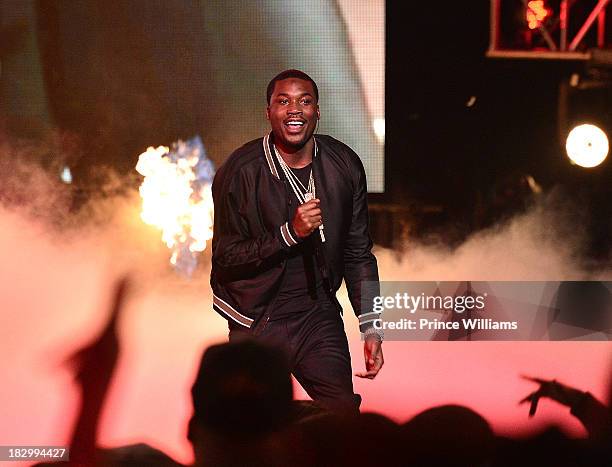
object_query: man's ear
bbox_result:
[266,107,270,121]
[316,106,320,120]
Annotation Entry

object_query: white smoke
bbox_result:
[0,139,609,460]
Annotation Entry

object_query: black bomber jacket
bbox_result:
[210,133,380,334]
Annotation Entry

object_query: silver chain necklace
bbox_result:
[273,146,315,204]
[273,144,325,242]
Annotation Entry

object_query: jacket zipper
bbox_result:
[256,178,290,334]
[311,147,333,294]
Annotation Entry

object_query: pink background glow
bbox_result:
[0,208,610,466]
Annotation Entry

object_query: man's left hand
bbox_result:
[355,337,384,379]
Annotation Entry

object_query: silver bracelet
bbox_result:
[363,327,384,342]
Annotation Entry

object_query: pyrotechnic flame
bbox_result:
[135,137,215,275]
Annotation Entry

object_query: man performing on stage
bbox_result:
[210,69,383,413]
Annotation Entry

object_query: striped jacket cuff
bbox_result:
[279,222,303,248]
[358,311,382,333]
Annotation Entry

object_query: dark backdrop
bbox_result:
[385,1,610,256]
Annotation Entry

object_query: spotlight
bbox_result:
[558,52,611,168]
[565,124,609,168]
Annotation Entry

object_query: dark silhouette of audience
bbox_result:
[33,279,611,466]
[187,339,295,466]
[33,278,183,467]
[521,375,610,440]
[402,405,495,466]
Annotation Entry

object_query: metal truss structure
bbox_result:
[488,0,610,60]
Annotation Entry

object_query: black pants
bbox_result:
[228,304,361,414]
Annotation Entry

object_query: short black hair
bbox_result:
[190,339,292,436]
[266,69,319,105]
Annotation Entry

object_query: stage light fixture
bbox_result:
[525,0,550,30]
[565,123,609,168]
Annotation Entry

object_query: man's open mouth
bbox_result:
[285,120,305,129]
[284,120,306,134]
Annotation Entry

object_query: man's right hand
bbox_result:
[292,198,322,238]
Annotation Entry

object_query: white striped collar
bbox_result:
[262,132,318,179]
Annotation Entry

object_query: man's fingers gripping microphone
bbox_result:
[299,205,321,217]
